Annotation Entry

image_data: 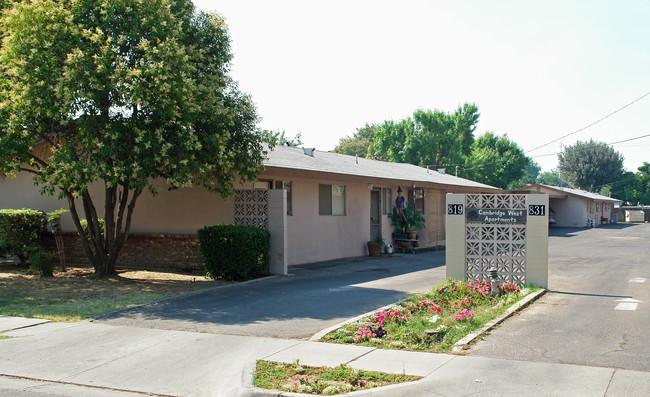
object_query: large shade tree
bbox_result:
[461,132,532,189]
[333,123,377,159]
[0,0,267,277]
[558,140,624,192]
[373,103,480,167]
[609,162,650,204]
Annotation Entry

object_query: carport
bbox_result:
[514,184,621,228]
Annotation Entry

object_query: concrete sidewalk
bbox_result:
[1,318,648,396]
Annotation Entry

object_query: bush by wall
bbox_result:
[79,218,105,251]
[0,209,48,263]
[198,224,270,281]
[26,245,57,277]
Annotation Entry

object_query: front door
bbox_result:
[370,188,381,241]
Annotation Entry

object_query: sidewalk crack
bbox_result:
[259,340,304,360]
[344,347,377,366]
[603,368,617,396]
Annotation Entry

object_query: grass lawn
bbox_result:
[253,360,421,395]
[0,262,230,322]
[320,279,537,353]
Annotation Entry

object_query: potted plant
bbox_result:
[388,208,408,237]
[402,207,425,240]
[367,233,384,257]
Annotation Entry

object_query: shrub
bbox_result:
[79,218,105,251]
[0,209,48,264]
[47,209,69,234]
[198,224,270,281]
[26,245,57,277]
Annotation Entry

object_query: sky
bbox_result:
[194,0,650,173]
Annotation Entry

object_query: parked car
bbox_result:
[549,207,556,224]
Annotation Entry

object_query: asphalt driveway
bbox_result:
[467,223,650,372]
[97,250,447,339]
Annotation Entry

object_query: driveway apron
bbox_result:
[96,251,446,339]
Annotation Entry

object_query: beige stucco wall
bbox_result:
[550,195,586,228]
[3,168,497,267]
[0,172,236,234]
[281,177,369,265]
[425,189,445,247]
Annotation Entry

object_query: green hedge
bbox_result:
[0,209,48,263]
[198,224,270,281]
[79,218,104,248]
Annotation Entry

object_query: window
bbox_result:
[253,180,271,189]
[319,184,346,215]
[408,187,425,214]
[382,188,392,215]
[274,180,292,215]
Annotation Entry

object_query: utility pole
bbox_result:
[558,142,562,188]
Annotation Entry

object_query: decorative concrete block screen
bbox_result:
[446,193,548,288]
[234,189,288,276]
[234,189,269,229]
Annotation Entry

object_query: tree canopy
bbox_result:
[262,130,303,147]
[332,123,377,158]
[461,132,532,189]
[372,103,479,167]
[536,169,568,187]
[558,140,624,192]
[609,162,650,204]
[0,0,266,277]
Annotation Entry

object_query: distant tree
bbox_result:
[373,103,480,167]
[0,0,266,278]
[373,118,415,163]
[462,132,531,189]
[536,169,567,187]
[262,130,303,147]
[558,140,624,192]
[610,162,650,204]
[511,162,541,187]
[333,123,377,158]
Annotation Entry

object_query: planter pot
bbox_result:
[412,239,420,248]
[407,230,417,240]
[367,242,381,257]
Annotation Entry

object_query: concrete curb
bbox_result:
[451,288,547,353]
[308,302,399,342]
[90,274,281,321]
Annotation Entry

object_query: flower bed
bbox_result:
[321,279,533,353]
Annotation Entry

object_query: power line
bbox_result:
[607,133,650,146]
[438,119,650,177]
[525,90,650,154]
[530,133,650,160]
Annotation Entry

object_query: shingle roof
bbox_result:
[533,184,621,203]
[263,145,499,190]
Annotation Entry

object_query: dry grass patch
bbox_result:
[253,360,421,395]
[0,263,231,322]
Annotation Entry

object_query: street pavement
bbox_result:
[1,226,650,396]
[467,223,650,371]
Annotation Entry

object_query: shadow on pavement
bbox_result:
[95,251,447,337]
[548,290,632,299]
[549,223,639,238]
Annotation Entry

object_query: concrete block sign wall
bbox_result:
[446,193,548,288]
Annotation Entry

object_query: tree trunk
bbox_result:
[65,185,143,278]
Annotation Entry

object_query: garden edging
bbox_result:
[309,303,397,342]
